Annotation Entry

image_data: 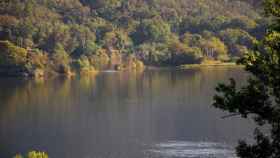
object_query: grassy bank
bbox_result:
[145,60,242,71]
[177,62,242,69]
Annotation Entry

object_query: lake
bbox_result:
[0,67,255,158]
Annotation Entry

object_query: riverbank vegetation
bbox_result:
[0,0,267,77]
[14,151,48,158]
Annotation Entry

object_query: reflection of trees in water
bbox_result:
[78,74,98,93]
[0,68,253,158]
[139,67,246,100]
[0,75,99,121]
[0,68,246,125]
[87,70,145,114]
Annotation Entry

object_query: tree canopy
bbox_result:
[0,0,270,76]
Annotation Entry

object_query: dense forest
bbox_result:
[0,0,268,77]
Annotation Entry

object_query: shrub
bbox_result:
[13,151,48,158]
[0,40,27,66]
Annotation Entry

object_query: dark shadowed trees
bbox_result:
[213,0,280,157]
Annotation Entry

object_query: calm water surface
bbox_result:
[0,67,255,158]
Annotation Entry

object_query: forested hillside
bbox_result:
[0,0,268,77]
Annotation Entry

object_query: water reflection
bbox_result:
[0,67,254,158]
[148,141,236,158]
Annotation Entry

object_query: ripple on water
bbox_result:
[146,141,237,158]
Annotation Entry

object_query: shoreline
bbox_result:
[176,62,242,69]
[145,62,242,70]
[0,63,243,78]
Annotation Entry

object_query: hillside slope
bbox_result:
[0,0,268,76]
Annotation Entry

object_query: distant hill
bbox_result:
[0,0,269,76]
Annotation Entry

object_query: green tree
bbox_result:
[53,44,70,63]
[227,16,257,31]
[219,28,257,57]
[168,40,202,65]
[88,48,110,70]
[199,37,229,61]
[0,15,19,41]
[213,0,280,157]
[77,55,91,69]
[0,40,27,66]
[219,29,256,48]
[136,43,169,65]
[24,0,35,16]
[132,17,171,44]
[52,43,71,74]
[181,33,203,47]
[101,29,132,51]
